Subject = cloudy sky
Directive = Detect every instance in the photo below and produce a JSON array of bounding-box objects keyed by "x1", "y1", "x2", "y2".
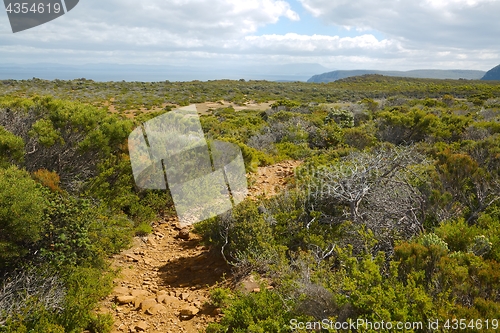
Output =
[{"x1": 1, "y1": 0, "x2": 499, "y2": 79}]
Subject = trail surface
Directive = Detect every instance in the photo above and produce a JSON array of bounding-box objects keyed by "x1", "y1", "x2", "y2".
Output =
[{"x1": 98, "y1": 161, "x2": 301, "y2": 333}]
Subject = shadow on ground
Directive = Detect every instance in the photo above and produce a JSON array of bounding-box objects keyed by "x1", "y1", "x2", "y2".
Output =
[{"x1": 157, "y1": 237, "x2": 232, "y2": 289}]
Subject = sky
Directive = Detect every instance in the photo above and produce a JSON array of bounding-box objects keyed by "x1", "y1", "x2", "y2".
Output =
[{"x1": 1, "y1": 0, "x2": 499, "y2": 79}]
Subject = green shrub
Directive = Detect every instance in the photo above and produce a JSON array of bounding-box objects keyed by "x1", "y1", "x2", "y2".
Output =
[
  {"x1": 0, "y1": 166, "x2": 47, "y2": 266},
  {"x1": 343, "y1": 127, "x2": 377, "y2": 150},
  {"x1": 270, "y1": 99, "x2": 301, "y2": 110},
  {"x1": 0, "y1": 126, "x2": 24, "y2": 168},
  {"x1": 134, "y1": 221, "x2": 152, "y2": 236},
  {"x1": 207, "y1": 288, "x2": 296, "y2": 333},
  {"x1": 87, "y1": 313, "x2": 114, "y2": 333},
  {"x1": 308, "y1": 122, "x2": 343, "y2": 149},
  {"x1": 418, "y1": 233, "x2": 449, "y2": 251},
  {"x1": 209, "y1": 287, "x2": 232, "y2": 308},
  {"x1": 324, "y1": 107, "x2": 354, "y2": 128},
  {"x1": 58, "y1": 267, "x2": 114, "y2": 333},
  {"x1": 218, "y1": 138, "x2": 274, "y2": 172},
  {"x1": 468, "y1": 235, "x2": 492, "y2": 257},
  {"x1": 88, "y1": 213, "x2": 133, "y2": 257},
  {"x1": 434, "y1": 218, "x2": 480, "y2": 252},
  {"x1": 276, "y1": 142, "x2": 312, "y2": 160}
]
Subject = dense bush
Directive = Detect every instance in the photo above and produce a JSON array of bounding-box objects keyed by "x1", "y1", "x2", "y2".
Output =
[
  {"x1": 0, "y1": 166, "x2": 47, "y2": 267},
  {"x1": 195, "y1": 90, "x2": 500, "y2": 332},
  {"x1": 0, "y1": 97, "x2": 154, "y2": 332},
  {"x1": 1, "y1": 78, "x2": 500, "y2": 332}
]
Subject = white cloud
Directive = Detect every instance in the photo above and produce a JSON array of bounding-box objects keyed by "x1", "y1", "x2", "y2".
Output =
[
  {"x1": 1, "y1": 0, "x2": 301, "y2": 49},
  {"x1": 79, "y1": 0, "x2": 300, "y2": 39},
  {"x1": 297, "y1": 0, "x2": 500, "y2": 49},
  {"x1": 0, "y1": 0, "x2": 498, "y2": 74},
  {"x1": 243, "y1": 33, "x2": 398, "y2": 54}
]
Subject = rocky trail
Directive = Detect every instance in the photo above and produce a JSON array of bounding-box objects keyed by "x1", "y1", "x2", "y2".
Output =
[{"x1": 98, "y1": 161, "x2": 301, "y2": 333}]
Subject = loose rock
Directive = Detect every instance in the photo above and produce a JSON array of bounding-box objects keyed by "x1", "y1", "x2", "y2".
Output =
[
  {"x1": 115, "y1": 295, "x2": 135, "y2": 305},
  {"x1": 146, "y1": 303, "x2": 167, "y2": 315},
  {"x1": 134, "y1": 321, "x2": 148, "y2": 332},
  {"x1": 113, "y1": 286, "x2": 130, "y2": 296},
  {"x1": 180, "y1": 305, "x2": 199, "y2": 318},
  {"x1": 161, "y1": 295, "x2": 179, "y2": 305},
  {"x1": 178, "y1": 228, "x2": 190, "y2": 240},
  {"x1": 140, "y1": 298, "x2": 158, "y2": 312},
  {"x1": 131, "y1": 289, "x2": 150, "y2": 298}
]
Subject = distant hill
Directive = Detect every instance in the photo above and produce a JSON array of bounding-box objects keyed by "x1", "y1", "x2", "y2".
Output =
[
  {"x1": 481, "y1": 64, "x2": 500, "y2": 80},
  {"x1": 307, "y1": 69, "x2": 486, "y2": 83}
]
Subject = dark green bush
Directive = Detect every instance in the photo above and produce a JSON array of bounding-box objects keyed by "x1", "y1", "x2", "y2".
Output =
[{"x1": 0, "y1": 166, "x2": 47, "y2": 267}]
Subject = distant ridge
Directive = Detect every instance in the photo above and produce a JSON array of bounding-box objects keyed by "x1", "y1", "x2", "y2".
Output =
[
  {"x1": 307, "y1": 69, "x2": 486, "y2": 83},
  {"x1": 481, "y1": 64, "x2": 500, "y2": 80}
]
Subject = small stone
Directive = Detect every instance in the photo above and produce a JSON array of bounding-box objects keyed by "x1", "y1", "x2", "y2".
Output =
[
  {"x1": 113, "y1": 286, "x2": 130, "y2": 296},
  {"x1": 140, "y1": 298, "x2": 158, "y2": 312},
  {"x1": 178, "y1": 228, "x2": 190, "y2": 240},
  {"x1": 134, "y1": 321, "x2": 148, "y2": 332},
  {"x1": 147, "y1": 237, "x2": 157, "y2": 247},
  {"x1": 131, "y1": 290, "x2": 149, "y2": 308},
  {"x1": 180, "y1": 292, "x2": 190, "y2": 300},
  {"x1": 131, "y1": 289, "x2": 149, "y2": 298},
  {"x1": 252, "y1": 288, "x2": 261, "y2": 293},
  {"x1": 126, "y1": 254, "x2": 140, "y2": 262},
  {"x1": 157, "y1": 293, "x2": 167, "y2": 303},
  {"x1": 146, "y1": 304, "x2": 167, "y2": 315},
  {"x1": 161, "y1": 295, "x2": 179, "y2": 305},
  {"x1": 180, "y1": 305, "x2": 199, "y2": 317},
  {"x1": 115, "y1": 295, "x2": 135, "y2": 305}
]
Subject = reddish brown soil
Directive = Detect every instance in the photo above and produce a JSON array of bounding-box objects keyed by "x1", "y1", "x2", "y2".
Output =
[{"x1": 98, "y1": 160, "x2": 301, "y2": 333}]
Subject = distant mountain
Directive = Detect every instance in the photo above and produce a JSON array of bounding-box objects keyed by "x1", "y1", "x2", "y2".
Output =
[
  {"x1": 481, "y1": 64, "x2": 500, "y2": 80},
  {"x1": 307, "y1": 69, "x2": 486, "y2": 83}
]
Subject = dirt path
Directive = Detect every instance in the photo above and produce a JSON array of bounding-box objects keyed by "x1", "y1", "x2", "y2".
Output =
[
  {"x1": 98, "y1": 161, "x2": 301, "y2": 333},
  {"x1": 247, "y1": 160, "x2": 302, "y2": 200},
  {"x1": 105, "y1": 100, "x2": 274, "y2": 118}
]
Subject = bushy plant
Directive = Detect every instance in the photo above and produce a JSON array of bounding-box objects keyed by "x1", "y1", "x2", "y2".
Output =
[
  {"x1": 0, "y1": 166, "x2": 47, "y2": 266},
  {"x1": 206, "y1": 287, "x2": 297, "y2": 333},
  {"x1": 324, "y1": 107, "x2": 354, "y2": 128},
  {"x1": 0, "y1": 126, "x2": 24, "y2": 168}
]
